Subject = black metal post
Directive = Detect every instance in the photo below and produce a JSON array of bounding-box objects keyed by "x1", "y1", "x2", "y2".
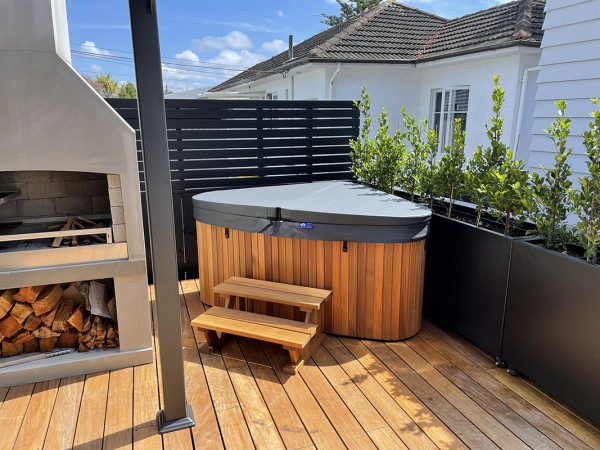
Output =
[{"x1": 128, "y1": 0, "x2": 195, "y2": 433}]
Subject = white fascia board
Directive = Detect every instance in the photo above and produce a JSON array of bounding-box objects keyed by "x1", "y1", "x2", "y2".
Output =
[{"x1": 415, "y1": 46, "x2": 540, "y2": 69}]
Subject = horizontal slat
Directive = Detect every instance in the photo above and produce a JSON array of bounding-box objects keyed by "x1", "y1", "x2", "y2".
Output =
[
  {"x1": 226, "y1": 277, "x2": 332, "y2": 300},
  {"x1": 164, "y1": 137, "x2": 353, "y2": 150},
  {"x1": 168, "y1": 154, "x2": 350, "y2": 170},
  {"x1": 170, "y1": 172, "x2": 353, "y2": 191},
  {"x1": 129, "y1": 117, "x2": 359, "y2": 130},
  {"x1": 169, "y1": 164, "x2": 351, "y2": 180},
  {"x1": 191, "y1": 311, "x2": 311, "y2": 349},
  {"x1": 213, "y1": 280, "x2": 328, "y2": 310},
  {"x1": 164, "y1": 145, "x2": 353, "y2": 160},
  {"x1": 205, "y1": 306, "x2": 318, "y2": 335},
  {"x1": 166, "y1": 127, "x2": 357, "y2": 140},
  {"x1": 162, "y1": 99, "x2": 357, "y2": 109},
  {"x1": 117, "y1": 108, "x2": 358, "y2": 120}
]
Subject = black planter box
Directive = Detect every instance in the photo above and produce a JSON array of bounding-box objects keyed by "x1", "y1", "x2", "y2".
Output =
[
  {"x1": 502, "y1": 240, "x2": 600, "y2": 426},
  {"x1": 423, "y1": 213, "x2": 516, "y2": 357}
]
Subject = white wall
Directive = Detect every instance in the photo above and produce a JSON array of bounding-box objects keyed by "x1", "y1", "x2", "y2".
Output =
[
  {"x1": 415, "y1": 50, "x2": 538, "y2": 158},
  {"x1": 228, "y1": 48, "x2": 541, "y2": 158},
  {"x1": 527, "y1": 0, "x2": 600, "y2": 177}
]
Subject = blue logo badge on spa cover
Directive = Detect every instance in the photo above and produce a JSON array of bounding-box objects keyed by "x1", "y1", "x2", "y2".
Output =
[{"x1": 299, "y1": 222, "x2": 312, "y2": 229}]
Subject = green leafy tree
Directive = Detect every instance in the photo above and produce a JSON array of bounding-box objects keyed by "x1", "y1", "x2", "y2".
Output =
[
  {"x1": 350, "y1": 86, "x2": 403, "y2": 193},
  {"x1": 570, "y1": 95, "x2": 600, "y2": 263},
  {"x1": 397, "y1": 108, "x2": 427, "y2": 201},
  {"x1": 464, "y1": 75, "x2": 508, "y2": 225},
  {"x1": 95, "y1": 74, "x2": 118, "y2": 97},
  {"x1": 320, "y1": 0, "x2": 382, "y2": 27},
  {"x1": 118, "y1": 81, "x2": 137, "y2": 98},
  {"x1": 421, "y1": 123, "x2": 440, "y2": 208},
  {"x1": 521, "y1": 101, "x2": 573, "y2": 249},
  {"x1": 436, "y1": 119, "x2": 466, "y2": 217},
  {"x1": 484, "y1": 151, "x2": 528, "y2": 235}
]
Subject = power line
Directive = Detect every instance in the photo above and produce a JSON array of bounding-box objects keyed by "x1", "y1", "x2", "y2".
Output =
[{"x1": 71, "y1": 42, "x2": 279, "y2": 76}]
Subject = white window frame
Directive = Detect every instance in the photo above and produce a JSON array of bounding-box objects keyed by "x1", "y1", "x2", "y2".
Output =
[
  {"x1": 430, "y1": 87, "x2": 470, "y2": 153},
  {"x1": 265, "y1": 92, "x2": 278, "y2": 100}
]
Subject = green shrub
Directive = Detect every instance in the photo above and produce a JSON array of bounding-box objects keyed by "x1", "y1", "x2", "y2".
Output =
[
  {"x1": 421, "y1": 123, "x2": 440, "y2": 208},
  {"x1": 436, "y1": 119, "x2": 466, "y2": 217},
  {"x1": 397, "y1": 108, "x2": 427, "y2": 201},
  {"x1": 350, "y1": 86, "x2": 403, "y2": 193},
  {"x1": 465, "y1": 75, "x2": 508, "y2": 225},
  {"x1": 521, "y1": 101, "x2": 573, "y2": 249},
  {"x1": 570, "y1": 95, "x2": 600, "y2": 263}
]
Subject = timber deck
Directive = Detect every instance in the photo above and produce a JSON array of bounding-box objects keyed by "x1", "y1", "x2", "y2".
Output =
[{"x1": 0, "y1": 279, "x2": 598, "y2": 449}]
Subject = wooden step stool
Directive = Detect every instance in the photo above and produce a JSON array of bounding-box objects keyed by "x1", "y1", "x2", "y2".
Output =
[{"x1": 191, "y1": 276, "x2": 331, "y2": 374}]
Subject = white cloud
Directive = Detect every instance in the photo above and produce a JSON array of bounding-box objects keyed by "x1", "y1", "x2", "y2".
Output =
[
  {"x1": 89, "y1": 64, "x2": 102, "y2": 72},
  {"x1": 259, "y1": 39, "x2": 288, "y2": 54},
  {"x1": 191, "y1": 31, "x2": 253, "y2": 52},
  {"x1": 277, "y1": 10, "x2": 284, "y2": 17},
  {"x1": 80, "y1": 41, "x2": 112, "y2": 56},
  {"x1": 175, "y1": 49, "x2": 200, "y2": 64},
  {"x1": 325, "y1": 0, "x2": 339, "y2": 4},
  {"x1": 209, "y1": 49, "x2": 265, "y2": 68}
]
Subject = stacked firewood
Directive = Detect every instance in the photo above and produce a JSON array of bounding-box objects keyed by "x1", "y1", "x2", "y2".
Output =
[
  {"x1": 49, "y1": 216, "x2": 107, "y2": 247},
  {"x1": 0, "y1": 281, "x2": 118, "y2": 357}
]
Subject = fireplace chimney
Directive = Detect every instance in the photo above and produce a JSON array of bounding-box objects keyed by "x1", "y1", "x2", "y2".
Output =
[{"x1": 288, "y1": 34, "x2": 294, "y2": 59}]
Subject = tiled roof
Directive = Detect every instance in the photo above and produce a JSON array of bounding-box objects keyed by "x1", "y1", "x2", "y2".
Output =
[{"x1": 210, "y1": 0, "x2": 545, "y2": 91}]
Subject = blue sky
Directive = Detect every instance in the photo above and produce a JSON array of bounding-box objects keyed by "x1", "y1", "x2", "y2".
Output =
[{"x1": 66, "y1": 0, "x2": 510, "y2": 92}]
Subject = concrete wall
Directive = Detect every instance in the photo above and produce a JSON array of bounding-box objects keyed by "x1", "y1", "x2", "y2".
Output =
[{"x1": 527, "y1": 0, "x2": 600, "y2": 177}]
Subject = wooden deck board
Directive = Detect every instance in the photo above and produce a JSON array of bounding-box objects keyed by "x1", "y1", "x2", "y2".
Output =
[{"x1": 0, "y1": 280, "x2": 597, "y2": 449}]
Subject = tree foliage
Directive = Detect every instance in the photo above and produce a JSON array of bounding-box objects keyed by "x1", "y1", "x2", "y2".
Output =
[
  {"x1": 464, "y1": 75, "x2": 507, "y2": 225},
  {"x1": 570, "y1": 95, "x2": 600, "y2": 263},
  {"x1": 350, "y1": 86, "x2": 402, "y2": 193},
  {"x1": 436, "y1": 119, "x2": 466, "y2": 217},
  {"x1": 83, "y1": 73, "x2": 136, "y2": 98},
  {"x1": 320, "y1": 0, "x2": 382, "y2": 27},
  {"x1": 521, "y1": 101, "x2": 573, "y2": 249},
  {"x1": 397, "y1": 108, "x2": 428, "y2": 201}
]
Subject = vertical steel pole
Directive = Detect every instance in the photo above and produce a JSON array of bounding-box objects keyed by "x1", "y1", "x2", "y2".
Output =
[{"x1": 128, "y1": 0, "x2": 195, "y2": 433}]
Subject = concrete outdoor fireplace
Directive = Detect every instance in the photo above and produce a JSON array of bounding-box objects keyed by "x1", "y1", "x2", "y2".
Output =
[{"x1": 0, "y1": 0, "x2": 153, "y2": 386}]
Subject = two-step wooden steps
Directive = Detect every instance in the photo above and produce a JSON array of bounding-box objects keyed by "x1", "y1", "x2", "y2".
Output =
[{"x1": 191, "y1": 276, "x2": 332, "y2": 374}]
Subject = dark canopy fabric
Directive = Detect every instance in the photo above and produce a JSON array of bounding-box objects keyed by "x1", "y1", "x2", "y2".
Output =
[{"x1": 193, "y1": 181, "x2": 431, "y2": 243}]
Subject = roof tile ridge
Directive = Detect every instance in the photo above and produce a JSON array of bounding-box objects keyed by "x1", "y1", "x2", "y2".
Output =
[
  {"x1": 396, "y1": 3, "x2": 449, "y2": 22},
  {"x1": 513, "y1": 0, "x2": 533, "y2": 39},
  {"x1": 309, "y1": 0, "x2": 396, "y2": 58}
]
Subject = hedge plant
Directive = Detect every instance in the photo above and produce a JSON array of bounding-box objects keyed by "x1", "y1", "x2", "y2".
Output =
[
  {"x1": 520, "y1": 100, "x2": 573, "y2": 249},
  {"x1": 436, "y1": 119, "x2": 466, "y2": 217},
  {"x1": 570, "y1": 95, "x2": 600, "y2": 263}
]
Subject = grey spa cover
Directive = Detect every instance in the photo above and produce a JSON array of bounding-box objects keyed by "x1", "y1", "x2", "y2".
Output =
[{"x1": 193, "y1": 181, "x2": 431, "y2": 243}]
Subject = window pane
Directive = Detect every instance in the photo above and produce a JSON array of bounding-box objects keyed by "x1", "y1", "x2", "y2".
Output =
[
  {"x1": 435, "y1": 92, "x2": 442, "y2": 113},
  {"x1": 454, "y1": 89, "x2": 469, "y2": 111},
  {"x1": 444, "y1": 90, "x2": 450, "y2": 112},
  {"x1": 455, "y1": 112, "x2": 467, "y2": 132}
]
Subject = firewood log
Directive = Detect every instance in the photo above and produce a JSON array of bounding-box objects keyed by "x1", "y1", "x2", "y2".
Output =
[
  {"x1": 31, "y1": 284, "x2": 63, "y2": 316},
  {"x1": 39, "y1": 337, "x2": 59, "y2": 352},
  {"x1": 41, "y1": 301, "x2": 61, "y2": 327},
  {"x1": 57, "y1": 332, "x2": 78, "y2": 348},
  {"x1": 51, "y1": 300, "x2": 74, "y2": 333},
  {"x1": 23, "y1": 314, "x2": 42, "y2": 332},
  {"x1": 0, "y1": 289, "x2": 17, "y2": 319},
  {"x1": 81, "y1": 314, "x2": 93, "y2": 333},
  {"x1": 13, "y1": 286, "x2": 45, "y2": 304},
  {"x1": 78, "y1": 343, "x2": 89, "y2": 353},
  {"x1": 67, "y1": 303, "x2": 85, "y2": 332},
  {"x1": 23, "y1": 338, "x2": 39, "y2": 353},
  {"x1": 10, "y1": 302, "x2": 33, "y2": 324},
  {"x1": 11, "y1": 330, "x2": 32, "y2": 345},
  {"x1": 2, "y1": 341, "x2": 23, "y2": 357},
  {"x1": 32, "y1": 326, "x2": 60, "y2": 339},
  {"x1": 0, "y1": 315, "x2": 22, "y2": 339}
]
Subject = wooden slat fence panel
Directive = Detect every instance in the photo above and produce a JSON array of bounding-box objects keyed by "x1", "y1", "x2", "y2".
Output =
[{"x1": 106, "y1": 98, "x2": 358, "y2": 280}]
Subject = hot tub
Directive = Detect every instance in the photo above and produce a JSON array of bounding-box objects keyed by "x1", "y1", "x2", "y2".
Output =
[{"x1": 193, "y1": 181, "x2": 431, "y2": 340}]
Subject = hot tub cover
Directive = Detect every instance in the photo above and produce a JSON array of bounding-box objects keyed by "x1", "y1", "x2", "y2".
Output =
[{"x1": 193, "y1": 181, "x2": 431, "y2": 243}]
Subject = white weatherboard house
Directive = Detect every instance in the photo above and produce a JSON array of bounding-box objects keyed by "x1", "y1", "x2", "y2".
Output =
[
  {"x1": 527, "y1": 0, "x2": 600, "y2": 179},
  {"x1": 210, "y1": 0, "x2": 545, "y2": 164}
]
